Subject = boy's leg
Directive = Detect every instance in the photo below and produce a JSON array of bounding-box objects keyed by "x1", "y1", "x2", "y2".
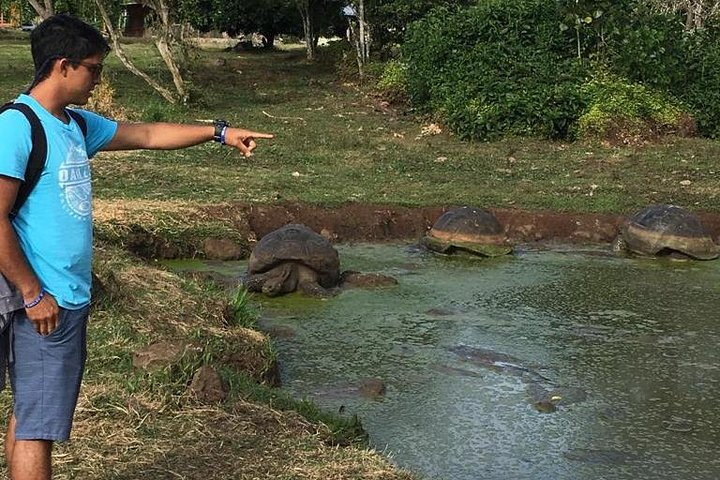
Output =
[
  {"x1": 8, "y1": 415, "x2": 53, "y2": 480},
  {"x1": 5, "y1": 413, "x2": 16, "y2": 468},
  {"x1": 2, "y1": 316, "x2": 13, "y2": 467},
  {"x1": 9, "y1": 436, "x2": 52, "y2": 480}
]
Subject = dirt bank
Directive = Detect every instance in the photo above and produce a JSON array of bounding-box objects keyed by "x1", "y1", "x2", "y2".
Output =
[{"x1": 212, "y1": 203, "x2": 720, "y2": 245}]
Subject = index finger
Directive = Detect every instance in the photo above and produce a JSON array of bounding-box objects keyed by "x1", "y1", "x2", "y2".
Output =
[{"x1": 245, "y1": 132, "x2": 274, "y2": 139}]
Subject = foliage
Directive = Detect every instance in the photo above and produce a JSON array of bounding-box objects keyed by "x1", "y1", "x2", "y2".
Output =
[
  {"x1": 179, "y1": 0, "x2": 345, "y2": 48},
  {"x1": 602, "y1": 6, "x2": 687, "y2": 91},
  {"x1": 85, "y1": 75, "x2": 130, "y2": 119},
  {"x1": 646, "y1": 0, "x2": 720, "y2": 29},
  {"x1": 576, "y1": 72, "x2": 691, "y2": 141},
  {"x1": 179, "y1": 0, "x2": 299, "y2": 45},
  {"x1": 679, "y1": 25, "x2": 720, "y2": 137},
  {"x1": 403, "y1": 0, "x2": 588, "y2": 140},
  {"x1": 364, "y1": 0, "x2": 474, "y2": 49},
  {"x1": 399, "y1": 0, "x2": 720, "y2": 141},
  {"x1": 376, "y1": 59, "x2": 407, "y2": 101},
  {"x1": 228, "y1": 287, "x2": 258, "y2": 328}
]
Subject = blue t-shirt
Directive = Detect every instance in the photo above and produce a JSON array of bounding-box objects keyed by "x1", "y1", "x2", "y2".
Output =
[{"x1": 0, "y1": 94, "x2": 117, "y2": 309}]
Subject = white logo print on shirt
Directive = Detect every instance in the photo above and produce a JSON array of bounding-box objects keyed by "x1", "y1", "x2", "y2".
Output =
[{"x1": 59, "y1": 143, "x2": 92, "y2": 219}]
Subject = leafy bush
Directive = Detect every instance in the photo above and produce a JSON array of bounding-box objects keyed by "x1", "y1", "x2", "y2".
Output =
[
  {"x1": 603, "y1": 8, "x2": 687, "y2": 92},
  {"x1": 678, "y1": 26, "x2": 720, "y2": 137},
  {"x1": 403, "y1": 0, "x2": 588, "y2": 140},
  {"x1": 576, "y1": 73, "x2": 694, "y2": 142},
  {"x1": 376, "y1": 60, "x2": 408, "y2": 102},
  {"x1": 400, "y1": 0, "x2": 720, "y2": 140}
]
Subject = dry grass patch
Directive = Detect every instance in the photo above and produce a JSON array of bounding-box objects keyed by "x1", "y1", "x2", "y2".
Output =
[
  {"x1": 94, "y1": 198, "x2": 204, "y2": 225},
  {"x1": 50, "y1": 401, "x2": 414, "y2": 480}
]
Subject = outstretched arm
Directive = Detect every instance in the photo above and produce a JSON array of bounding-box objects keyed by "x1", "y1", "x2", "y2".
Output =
[{"x1": 102, "y1": 122, "x2": 274, "y2": 157}]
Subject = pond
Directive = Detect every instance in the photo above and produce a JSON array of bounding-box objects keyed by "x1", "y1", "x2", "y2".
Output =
[{"x1": 172, "y1": 243, "x2": 720, "y2": 480}]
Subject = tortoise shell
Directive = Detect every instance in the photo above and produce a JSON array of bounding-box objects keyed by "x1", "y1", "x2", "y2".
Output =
[
  {"x1": 248, "y1": 224, "x2": 340, "y2": 287},
  {"x1": 423, "y1": 206, "x2": 512, "y2": 256},
  {"x1": 620, "y1": 204, "x2": 718, "y2": 260}
]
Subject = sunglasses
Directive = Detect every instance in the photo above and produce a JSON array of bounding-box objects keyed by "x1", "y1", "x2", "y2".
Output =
[{"x1": 71, "y1": 60, "x2": 104, "y2": 77}]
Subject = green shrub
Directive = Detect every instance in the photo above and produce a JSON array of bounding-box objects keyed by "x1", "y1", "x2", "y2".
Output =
[
  {"x1": 679, "y1": 26, "x2": 720, "y2": 137},
  {"x1": 403, "y1": 0, "x2": 588, "y2": 140},
  {"x1": 376, "y1": 60, "x2": 408, "y2": 102},
  {"x1": 604, "y1": 8, "x2": 687, "y2": 91},
  {"x1": 401, "y1": 0, "x2": 720, "y2": 140},
  {"x1": 576, "y1": 73, "x2": 693, "y2": 141},
  {"x1": 316, "y1": 39, "x2": 352, "y2": 66}
]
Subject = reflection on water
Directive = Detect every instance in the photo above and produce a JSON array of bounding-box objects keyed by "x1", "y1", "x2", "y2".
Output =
[{"x1": 197, "y1": 244, "x2": 720, "y2": 480}]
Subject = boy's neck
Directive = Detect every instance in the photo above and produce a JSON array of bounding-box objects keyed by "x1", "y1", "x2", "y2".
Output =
[{"x1": 28, "y1": 81, "x2": 71, "y2": 120}]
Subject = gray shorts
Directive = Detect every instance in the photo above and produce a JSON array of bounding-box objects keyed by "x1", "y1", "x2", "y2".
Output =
[{"x1": 9, "y1": 306, "x2": 89, "y2": 442}]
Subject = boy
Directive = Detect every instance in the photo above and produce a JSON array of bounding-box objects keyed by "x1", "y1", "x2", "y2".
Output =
[{"x1": 0, "y1": 13, "x2": 273, "y2": 479}]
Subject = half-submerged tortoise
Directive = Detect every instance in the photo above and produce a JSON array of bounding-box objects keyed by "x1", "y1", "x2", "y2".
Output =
[
  {"x1": 245, "y1": 224, "x2": 341, "y2": 296},
  {"x1": 614, "y1": 204, "x2": 719, "y2": 260},
  {"x1": 422, "y1": 206, "x2": 512, "y2": 257}
]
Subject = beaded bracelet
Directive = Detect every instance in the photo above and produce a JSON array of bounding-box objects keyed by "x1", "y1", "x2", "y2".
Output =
[{"x1": 24, "y1": 289, "x2": 45, "y2": 309}]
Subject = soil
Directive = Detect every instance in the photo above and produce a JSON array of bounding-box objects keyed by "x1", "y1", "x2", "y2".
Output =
[{"x1": 206, "y1": 203, "x2": 720, "y2": 245}]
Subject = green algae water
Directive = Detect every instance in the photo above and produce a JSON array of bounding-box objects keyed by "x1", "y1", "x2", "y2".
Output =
[{"x1": 171, "y1": 243, "x2": 720, "y2": 480}]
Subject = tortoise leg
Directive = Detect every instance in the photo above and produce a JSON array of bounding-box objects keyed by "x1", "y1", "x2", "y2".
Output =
[
  {"x1": 611, "y1": 235, "x2": 626, "y2": 254},
  {"x1": 296, "y1": 265, "x2": 336, "y2": 297},
  {"x1": 298, "y1": 281, "x2": 330, "y2": 297},
  {"x1": 262, "y1": 263, "x2": 297, "y2": 297}
]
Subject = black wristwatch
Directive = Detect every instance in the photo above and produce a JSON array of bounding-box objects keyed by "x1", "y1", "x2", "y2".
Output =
[{"x1": 213, "y1": 119, "x2": 230, "y2": 144}]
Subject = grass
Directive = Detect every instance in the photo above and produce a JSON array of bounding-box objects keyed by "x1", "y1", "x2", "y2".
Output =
[
  {"x1": 1, "y1": 31, "x2": 719, "y2": 479},
  {"x1": 4, "y1": 35, "x2": 717, "y2": 216},
  {"x1": 0, "y1": 241, "x2": 413, "y2": 479}
]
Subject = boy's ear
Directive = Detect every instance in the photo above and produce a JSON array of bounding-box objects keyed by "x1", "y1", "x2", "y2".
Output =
[{"x1": 57, "y1": 58, "x2": 71, "y2": 77}]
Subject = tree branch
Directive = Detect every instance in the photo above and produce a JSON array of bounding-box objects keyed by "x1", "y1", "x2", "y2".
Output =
[{"x1": 94, "y1": 0, "x2": 177, "y2": 103}]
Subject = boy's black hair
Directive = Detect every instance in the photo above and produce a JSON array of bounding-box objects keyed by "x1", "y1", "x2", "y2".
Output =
[{"x1": 29, "y1": 14, "x2": 110, "y2": 86}]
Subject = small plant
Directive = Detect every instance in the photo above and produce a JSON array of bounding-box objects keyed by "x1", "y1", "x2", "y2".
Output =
[
  {"x1": 377, "y1": 60, "x2": 408, "y2": 103},
  {"x1": 86, "y1": 76, "x2": 130, "y2": 120},
  {"x1": 575, "y1": 72, "x2": 695, "y2": 143},
  {"x1": 228, "y1": 286, "x2": 259, "y2": 328}
]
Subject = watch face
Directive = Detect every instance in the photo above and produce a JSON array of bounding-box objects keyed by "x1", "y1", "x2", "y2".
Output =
[{"x1": 214, "y1": 120, "x2": 227, "y2": 139}]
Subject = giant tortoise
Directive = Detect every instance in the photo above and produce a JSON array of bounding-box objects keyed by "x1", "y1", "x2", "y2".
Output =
[
  {"x1": 245, "y1": 224, "x2": 340, "y2": 296},
  {"x1": 422, "y1": 206, "x2": 512, "y2": 257},
  {"x1": 614, "y1": 204, "x2": 719, "y2": 260}
]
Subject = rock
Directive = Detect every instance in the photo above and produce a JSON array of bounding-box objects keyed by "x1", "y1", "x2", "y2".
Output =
[
  {"x1": 202, "y1": 237, "x2": 245, "y2": 260},
  {"x1": 340, "y1": 271, "x2": 398, "y2": 288},
  {"x1": 358, "y1": 378, "x2": 386, "y2": 399},
  {"x1": 132, "y1": 341, "x2": 199, "y2": 372},
  {"x1": 264, "y1": 324, "x2": 296, "y2": 339},
  {"x1": 189, "y1": 365, "x2": 228, "y2": 404},
  {"x1": 320, "y1": 228, "x2": 338, "y2": 241}
]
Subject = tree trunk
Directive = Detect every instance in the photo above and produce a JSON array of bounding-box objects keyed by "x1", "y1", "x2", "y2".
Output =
[
  {"x1": 298, "y1": 0, "x2": 316, "y2": 60},
  {"x1": 94, "y1": 0, "x2": 177, "y2": 103},
  {"x1": 348, "y1": 16, "x2": 364, "y2": 80},
  {"x1": 155, "y1": 36, "x2": 188, "y2": 103},
  {"x1": 262, "y1": 31, "x2": 276, "y2": 48},
  {"x1": 358, "y1": 0, "x2": 369, "y2": 62},
  {"x1": 27, "y1": 0, "x2": 54, "y2": 19},
  {"x1": 146, "y1": 0, "x2": 189, "y2": 103}
]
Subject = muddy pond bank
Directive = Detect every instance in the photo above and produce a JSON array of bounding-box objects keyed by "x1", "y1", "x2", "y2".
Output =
[{"x1": 111, "y1": 203, "x2": 720, "y2": 260}]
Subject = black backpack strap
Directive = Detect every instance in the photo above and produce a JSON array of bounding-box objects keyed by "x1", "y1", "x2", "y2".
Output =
[
  {"x1": 66, "y1": 109, "x2": 87, "y2": 137},
  {"x1": 0, "y1": 103, "x2": 47, "y2": 218}
]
